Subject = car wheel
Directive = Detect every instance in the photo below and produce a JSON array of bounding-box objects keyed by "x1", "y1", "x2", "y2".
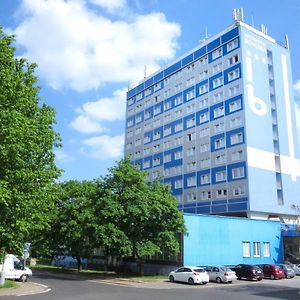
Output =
[
  {"x1": 237, "y1": 276, "x2": 241, "y2": 280},
  {"x1": 19, "y1": 275, "x2": 28, "y2": 283},
  {"x1": 270, "y1": 274, "x2": 275, "y2": 280},
  {"x1": 228, "y1": 281, "x2": 232, "y2": 284},
  {"x1": 257, "y1": 278, "x2": 262, "y2": 281},
  {"x1": 169, "y1": 275, "x2": 174, "y2": 282},
  {"x1": 202, "y1": 282, "x2": 208, "y2": 285},
  {"x1": 216, "y1": 277, "x2": 222, "y2": 283},
  {"x1": 188, "y1": 277, "x2": 194, "y2": 285}
]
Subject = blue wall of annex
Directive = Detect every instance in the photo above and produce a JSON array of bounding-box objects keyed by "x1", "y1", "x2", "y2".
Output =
[{"x1": 183, "y1": 214, "x2": 283, "y2": 266}]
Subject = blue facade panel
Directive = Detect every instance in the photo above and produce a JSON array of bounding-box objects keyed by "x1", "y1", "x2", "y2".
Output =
[
  {"x1": 183, "y1": 214, "x2": 283, "y2": 266},
  {"x1": 182, "y1": 53, "x2": 194, "y2": 67}
]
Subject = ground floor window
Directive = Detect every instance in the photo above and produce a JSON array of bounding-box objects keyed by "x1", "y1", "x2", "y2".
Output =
[
  {"x1": 242, "y1": 241, "x2": 250, "y2": 257},
  {"x1": 253, "y1": 242, "x2": 261, "y2": 257},
  {"x1": 263, "y1": 242, "x2": 270, "y2": 257}
]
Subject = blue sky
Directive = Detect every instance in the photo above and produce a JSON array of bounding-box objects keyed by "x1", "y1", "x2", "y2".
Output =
[{"x1": 1, "y1": 0, "x2": 300, "y2": 181}]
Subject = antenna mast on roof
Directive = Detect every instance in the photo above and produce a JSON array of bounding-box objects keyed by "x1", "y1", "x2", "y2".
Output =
[
  {"x1": 199, "y1": 27, "x2": 211, "y2": 44},
  {"x1": 143, "y1": 65, "x2": 147, "y2": 79},
  {"x1": 232, "y1": 8, "x2": 244, "y2": 24}
]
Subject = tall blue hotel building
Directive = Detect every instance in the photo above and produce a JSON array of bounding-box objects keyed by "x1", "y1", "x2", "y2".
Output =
[{"x1": 125, "y1": 18, "x2": 300, "y2": 223}]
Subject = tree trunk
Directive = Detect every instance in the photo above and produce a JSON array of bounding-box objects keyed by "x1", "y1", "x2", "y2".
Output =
[
  {"x1": 76, "y1": 257, "x2": 82, "y2": 272},
  {"x1": 0, "y1": 252, "x2": 6, "y2": 286},
  {"x1": 138, "y1": 257, "x2": 144, "y2": 276}
]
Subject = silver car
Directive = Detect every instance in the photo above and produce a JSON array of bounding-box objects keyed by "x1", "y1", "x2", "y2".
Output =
[{"x1": 204, "y1": 266, "x2": 237, "y2": 283}]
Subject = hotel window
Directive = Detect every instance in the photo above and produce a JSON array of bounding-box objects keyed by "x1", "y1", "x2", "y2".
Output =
[
  {"x1": 136, "y1": 103, "x2": 143, "y2": 111},
  {"x1": 228, "y1": 68, "x2": 240, "y2": 82},
  {"x1": 127, "y1": 97, "x2": 134, "y2": 105},
  {"x1": 231, "y1": 150, "x2": 243, "y2": 161},
  {"x1": 144, "y1": 160, "x2": 150, "y2": 169},
  {"x1": 153, "y1": 106, "x2": 162, "y2": 117},
  {"x1": 175, "y1": 109, "x2": 183, "y2": 118},
  {"x1": 216, "y1": 170, "x2": 226, "y2": 182},
  {"x1": 214, "y1": 137, "x2": 225, "y2": 150},
  {"x1": 136, "y1": 92, "x2": 143, "y2": 101},
  {"x1": 187, "y1": 161, "x2": 196, "y2": 171},
  {"x1": 253, "y1": 242, "x2": 261, "y2": 257},
  {"x1": 187, "y1": 132, "x2": 196, "y2": 141},
  {"x1": 213, "y1": 62, "x2": 222, "y2": 73},
  {"x1": 144, "y1": 148, "x2": 151, "y2": 155},
  {"x1": 164, "y1": 89, "x2": 171, "y2": 99},
  {"x1": 144, "y1": 122, "x2": 151, "y2": 131},
  {"x1": 174, "y1": 136, "x2": 183, "y2": 145},
  {"x1": 242, "y1": 241, "x2": 251, "y2": 257},
  {"x1": 199, "y1": 112, "x2": 209, "y2": 123},
  {"x1": 174, "y1": 179, "x2": 183, "y2": 189},
  {"x1": 175, "y1": 123, "x2": 183, "y2": 133},
  {"x1": 186, "y1": 117, "x2": 196, "y2": 128},
  {"x1": 153, "y1": 157, "x2": 161, "y2": 166},
  {"x1": 164, "y1": 168, "x2": 171, "y2": 176},
  {"x1": 154, "y1": 82, "x2": 162, "y2": 91},
  {"x1": 200, "y1": 127, "x2": 210, "y2": 137},
  {"x1": 175, "y1": 83, "x2": 182, "y2": 93},
  {"x1": 186, "y1": 63, "x2": 195, "y2": 72},
  {"x1": 127, "y1": 119, "x2": 134, "y2": 127},
  {"x1": 213, "y1": 92, "x2": 223, "y2": 103},
  {"x1": 214, "y1": 122, "x2": 224, "y2": 133},
  {"x1": 263, "y1": 242, "x2": 271, "y2": 257},
  {"x1": 215, "y1": 154, "x2": 226, "y2": 164},
  {"x1": 200, "y1": 158, "x2": 210, "y2": 168},
  {"x1": 145, "y1": 99, "x2": 151, "y2": 107},
  {"x1": 229, "y1": 85, "x2": 240, "y2": 96},
  {"x1": 174, "y1": 96, "x2": 182, "y2": 106},
  {"x1": 144, "y1": 111, "x2": 152, "y2": 120},
  {"x1": 199, "y1": 98, "x2": 209, "y2": 108},
  {"x1": 187, "y1": 146, "x2": 196, "y2": 156},
  {"x1": 164, "y1": 140, "x2": 171, "y2": 149},
  {"x1": 164, "y1": 114, "x2": 171, "y2": 122},
  {"x1": 199, "y1": 55, "x2": 208, "y2": 66},
  {"x1": 199, "y1": 70, "x2": 208, "y2": 80},
  {"x1": 199, "y1": 83, "x2": 208, "y2": 95},
  {"x1": 186, "y1": 77, "x2": 195, "y2": 87},
  {"x1": 229, "y1": 99, "x2": 242, "y2": 112},
  {"x1": 152, "y1": 171, "x2": 160, "y2": 180},
  {"x1": 175, "y1": 195, "x2": 183, "y2": 203},
  {"x1": 200, "y1": 191, "x2": 211, "y2": 200},
  {"x1": 154, "y1": 94, "x2": 160, "y2": 103},
  {"x1": 212, "y1": 47, "x2": 222, "y2": 60},
  {"x1": 127, "y1": 130, "x2": 133, "y2": 138},
  {"x1": 200, "y1": 174, "x2": 210, "y2": 185},
  {"x1": 164, "y1": 153, "x2": 172, "y2": 163},
  {"x1": 164, "y1": 101, "x2": 172, "y2": 111},
  {"x1": 227, "y1": 38, "x2": 239, "y2": 52},
  {"x1": 187, "y1": 176, "x2": 196, "y2": 187},
  {"x1": 164, "y1": 127, "x2": 172, "y2": 136},
  {"x1": 126, "y1": 142, "x2": 132, "y2": 150},
  {"x1": 128, "y1": 108, "x2": 134, "y2": 116},
  {"x1": 217, "y1": 189, "x2": 227, "y2": 198},
  {"x1": 233, "y1": 186, "x2": 245, "y2": 196},
  {"x1": 232, "y1": 167, "x2": 245, "y2": 179},
  {"x1": 153, "y1": 144, "x2": 161, "y2": 152},
  {"x1": 135, "y1": 115, "x2": 142, "y2": 124},
  {"x1": 186, "y1": 104, "x2": 195, "y2": 113},
  {"x1": 144, "y1": 135, "x2": 151, "y2": 144},
  {"x1": 228, "y1": 54, "x2": 239, "y2": 65},
  {"x1": 135, "y1": 139, "x2": 141, "y2": 146},
  {"x1": 164, "y1": 77, "x2": 170, "y2": 86},
  {"x1": 212, "y1": 76, "x2": 223, "y2": 89},
  {"x1": 213, "y1": 106, "x2": 224, "y2": 118},
  {"x1": 230, "y1": 116, "x2": 242, "y2": 128},
  {"x1": 174, "y1": 70, "x2": 182, "y2": 79},
  {"x1": 230, "y1": 132, "x2": 243, "y2": 145},
  {"x1": 145, "y1": 88, "x2": 152, "y2": 96},
  {"x1": 174, "y1": 150, "x2": 182, "y2": 160},
  {"x1": 200, "y1": 143, "x2": 209, "y2": 153},
  {"x1": 187, "y1": 192, "x2": 197, "y2": 202},
  {"x1": 186, "y1": 89, "x2": 195, "y2": 101},
  {"x1": 153, "y1": 131, "x2": 161, "y2": 140},
  {"x1": 153, "y1": 119, "x2": 161, "y2": 127}
]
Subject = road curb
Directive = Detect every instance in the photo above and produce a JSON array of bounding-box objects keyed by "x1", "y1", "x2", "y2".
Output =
[{"x1": 0, "y1": 282, "x2": 51, "y2": 297}]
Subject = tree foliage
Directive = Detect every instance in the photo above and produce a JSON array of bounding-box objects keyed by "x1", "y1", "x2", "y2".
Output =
[{"x1": 0, "y1": 27, "x2": 61, "y2": 255}]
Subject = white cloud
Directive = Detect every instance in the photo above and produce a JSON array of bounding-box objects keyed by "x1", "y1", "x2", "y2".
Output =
[
  {"x1": 89, "y1": 0, "x2": 127, "y2": 12},
  {"x1": 54, "y1": 150, "x2": 73, "y2": 162},
  {"x1": 70, "y1": 88, "x2": 126, "y2": 133},
  {"x1": 81, "y1": 134, "x2": 124, "y2": 159},
  {"x1": 12, "y1": 0, "x2": 181, "y2": 91},
  {"x1": 294, "y1": 80, "x2": 300, "y2": 97}
]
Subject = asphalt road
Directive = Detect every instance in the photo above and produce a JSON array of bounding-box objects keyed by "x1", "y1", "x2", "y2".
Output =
[{"x1": 6, "y1": 271, "x2": 300, "y2": 300}]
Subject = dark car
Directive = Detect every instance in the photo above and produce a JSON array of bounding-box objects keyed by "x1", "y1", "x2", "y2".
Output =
[
  {"x1": 233, "y1": 264, "x2": 263, "y2": 281},
  {"x1": 257, "y1": 264, "x2": 284, "y2": 279},
  {"x1": 277, "y1": 264, "x2": 295, "y2": 278}
]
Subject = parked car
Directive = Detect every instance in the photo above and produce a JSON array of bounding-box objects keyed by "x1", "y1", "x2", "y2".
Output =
[
  {"x1": 233, "y1": 264, "x2": 263, "y2": 281},
  {"x1": 202, "y1": 266, "x2": 237, "y2": 283},
  {"x1": 169, "y1": 266, "x2": 209, "y2": 285},
  {"x1": 294, "y1": 264, "x2": 300, "y2": 275},
  {"x1": 277, "y1": 264, "x2": 295, "y2": 278},
  {"x1": 257, "y1": 264, "x2": 284, "y2": 279}
]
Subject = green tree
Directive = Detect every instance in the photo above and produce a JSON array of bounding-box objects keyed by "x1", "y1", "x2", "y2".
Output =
[
  {"x1": 40, "y1": 180, "x2": 97, "y2": 271},
  {"x1": 0, "y1": 27, "x2": 61, "y2": 266},
  {"x1": 93, "y1": 157, "x2": 185, "y2": 275}
]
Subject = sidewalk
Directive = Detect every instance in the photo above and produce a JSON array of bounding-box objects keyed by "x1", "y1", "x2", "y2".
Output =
[{"x1": 0, "y1": 282, "x2": 50, "y2": 297}]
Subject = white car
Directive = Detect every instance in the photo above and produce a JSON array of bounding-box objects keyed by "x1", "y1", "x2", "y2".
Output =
[
  {"x1": 169, "y1": 266, "x2": 209, "y2": 285},
  {"x1": 203, "y1": 266, "x2": 237, "y2": 283},
  {"x1": 294, "y1": 264, "x2": 300, "y2": 275}
]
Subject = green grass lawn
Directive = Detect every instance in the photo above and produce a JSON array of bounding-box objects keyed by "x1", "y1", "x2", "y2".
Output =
[
  {"x1": 0, "y1": 280, "x2": 18, "y2": 289},
  {"x1": 31, "y1": 264, "x2": 166, "y2": 281}
]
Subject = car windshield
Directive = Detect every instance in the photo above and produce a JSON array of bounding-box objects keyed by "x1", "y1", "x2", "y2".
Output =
[
  {"x1": 193, "y1": 268, "x2": 205, "y2": 273},
  {"x1": 220, "y1": 267, "x2": 232, "y2": 271},
  {"x1": 274, "y1": 265, "x2": 281, "y2": 270},
  {"x1": 253, "y1": 266, "x2": 261, "y2": 270}
]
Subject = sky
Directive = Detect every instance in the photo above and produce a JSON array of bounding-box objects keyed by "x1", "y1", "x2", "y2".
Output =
[{"x1": 0, "y1": 0, "x2": 300, "y2": 181}]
